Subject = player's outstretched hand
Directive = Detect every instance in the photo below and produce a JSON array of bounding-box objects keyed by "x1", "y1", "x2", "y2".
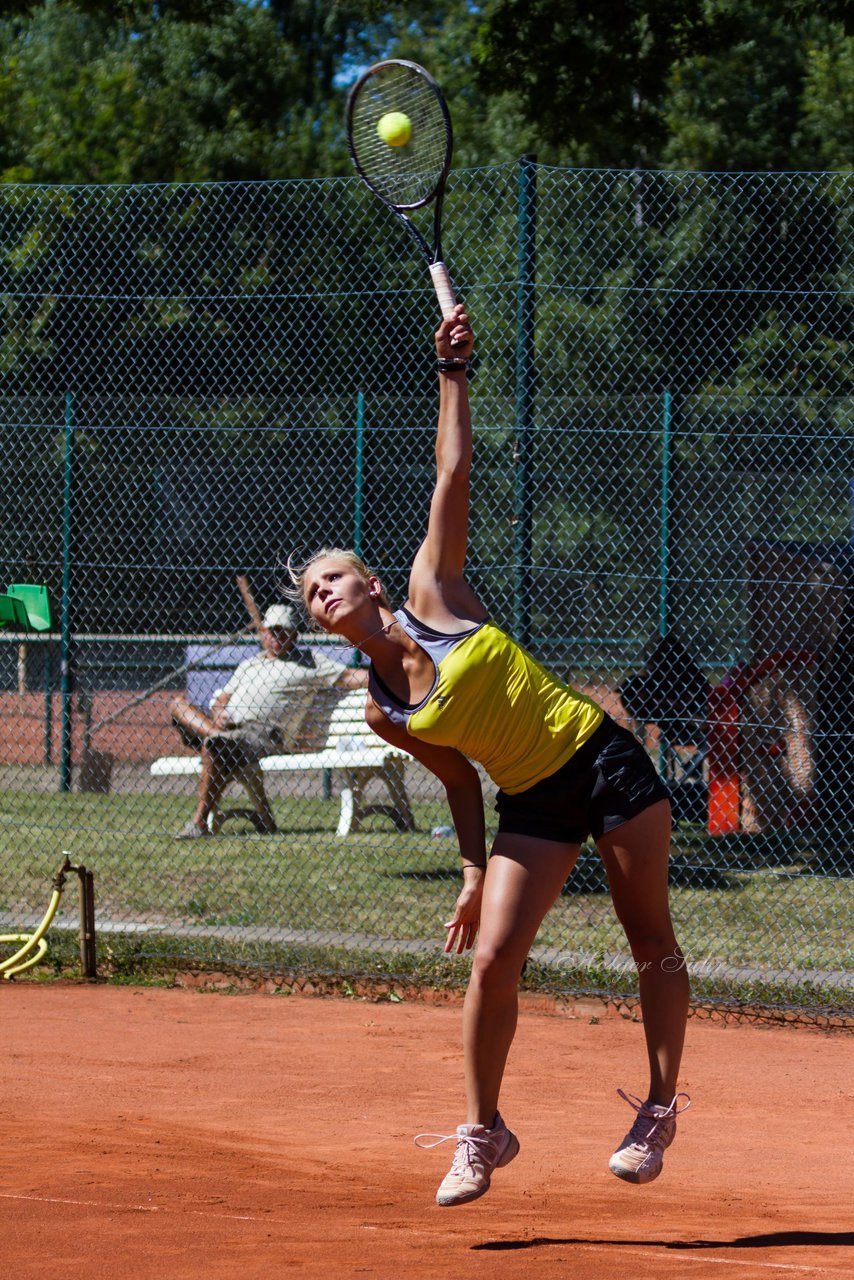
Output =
[
  {"x1": 443, "y1": 871, "x2": 483, "y2": 954},
  {"x1": 435, "y1": 305, "x2": 473, "y2": 362}
]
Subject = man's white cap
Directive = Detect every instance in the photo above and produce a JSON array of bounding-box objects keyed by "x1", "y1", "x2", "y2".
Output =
[{"x1": 263, "y1": 604, "x2": 298, "y2": 630}]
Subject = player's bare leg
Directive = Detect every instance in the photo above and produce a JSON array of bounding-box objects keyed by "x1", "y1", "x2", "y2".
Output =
[
  {"x1": 464, "y1": 835, "x2": 580, "y2": 1125},
  {"x1": 597, "y1": 799, "x2": 690, "y2": 1182},
  {"x1": 425, "y1": 836, "x2": 578, "y2": 1207}
]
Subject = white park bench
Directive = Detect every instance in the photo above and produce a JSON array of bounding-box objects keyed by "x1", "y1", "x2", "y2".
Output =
[{"x1": 150, "y1": 689, "x2": 416, "y2": 837}]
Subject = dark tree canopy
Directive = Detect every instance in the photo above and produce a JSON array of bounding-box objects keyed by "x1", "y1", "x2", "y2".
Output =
[{"x1": 0, "y1": 1, "x2": 849, "y2": 183}]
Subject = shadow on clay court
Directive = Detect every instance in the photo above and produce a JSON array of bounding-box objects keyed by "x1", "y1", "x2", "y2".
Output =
[
  {"x1": 472, "y1": 1229, "x2": 854, "y2": 1251},
  {"x1": 669, "y1": 1230, "x2": 854, "y2": 1249}
]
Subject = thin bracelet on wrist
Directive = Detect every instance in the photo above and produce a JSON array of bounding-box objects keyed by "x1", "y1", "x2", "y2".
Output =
[{"x1": 462, "y1": 862, "x2": 487, "y2": 870}]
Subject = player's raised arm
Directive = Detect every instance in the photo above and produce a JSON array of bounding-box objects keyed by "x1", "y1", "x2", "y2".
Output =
[{"x1": 408, "y1": 306, "x2": 483, "y2": 620}]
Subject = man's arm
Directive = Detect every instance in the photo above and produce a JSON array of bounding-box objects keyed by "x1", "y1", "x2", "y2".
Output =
[
  {"x1": 210, "y1": 658, "x2": 251, "y2": 728},
  {"x1": 235, "y1": 574, "x2": 277, "y2": 657},
  {"x1": 310, "y1": 648, "x2": 369, "y2": 691},
  {"x1": 212, "y1": 654, "x2": 258, "y2": 728},
  {"x1": 334, "y1": 665, "x2": 369, "y2": 690},
  {"x1": 209, "y1": 689, "x2": 233, "y2": 728}
]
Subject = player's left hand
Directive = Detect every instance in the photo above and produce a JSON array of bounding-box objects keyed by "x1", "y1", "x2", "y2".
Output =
[{"x1": 435, "y1": 304, "x2": 473, "y2": 361}]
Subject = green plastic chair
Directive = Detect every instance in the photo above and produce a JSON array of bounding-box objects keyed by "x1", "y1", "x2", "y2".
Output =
[
  {"x1": 0, "y1": 595, "x2": 31, "y2": 629},
  {"x1": 3, "y1": 584, "x2": 53, "y2": 631}
]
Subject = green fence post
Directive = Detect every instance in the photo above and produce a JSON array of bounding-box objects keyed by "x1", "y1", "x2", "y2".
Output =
[
  {"x1": 513, "y1": 155, "x2": 537, "y2": 646},
  {"x1": 658, "y1": 390, "x2": 673, "y2": 780},
  {"x1": 659, "y1": 391, "x2": 672, "y2": 638},
  {"x1": 354, "y1": 389, "x2": 365, "y2": 561},
  {"x1": 327, "y1": 388, "x2": 368, "y2": 801},
  {"x1": 59, "y1": 392, "x2": 75, "y2": 793}
]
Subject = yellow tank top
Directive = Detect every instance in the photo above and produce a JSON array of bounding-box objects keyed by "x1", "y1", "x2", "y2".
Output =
[{"x1": 368, "y1": 610, "x2": 604, "y2": 794}]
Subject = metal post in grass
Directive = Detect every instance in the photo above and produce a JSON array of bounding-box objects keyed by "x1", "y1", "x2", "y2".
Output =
[
  {"x1": 513, "y1": 155, "x2": 536, "y2": 647},
  {"x1": 59, "y1": 392, "x2": 75, "y2": 793},
  {"x1": 76, "y1": 861, "x2": 97, "y2": 980},
  {"x1": 43, "y1": 639, "x2": 53, "y2": 765}
]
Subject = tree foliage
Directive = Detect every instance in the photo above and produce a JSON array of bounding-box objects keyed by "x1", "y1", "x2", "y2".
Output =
[
  {"x1": 662, "y1": 12, "x2": 852, "y2": 170},
  {"x1": 472, "y1": 0, "x2": 852, "y2": 170},
  {"x1": 472, "y1": 0, "x2": 713, "y2": 167},
  {"x1": 0, "y1": 1, "x2": 387, "y2": 183},
  {"x1": 0, "y1": 0, "x2": 850, "y2": 181}
]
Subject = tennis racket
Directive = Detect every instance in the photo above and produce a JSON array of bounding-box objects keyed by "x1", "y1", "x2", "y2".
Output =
[{"x1": 346, "y1": 59, "x2": 457, "y2": 322}]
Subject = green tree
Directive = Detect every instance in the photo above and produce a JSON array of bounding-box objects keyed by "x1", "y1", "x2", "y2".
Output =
[
  {"x1": 472, "y1": 0, "x2": 711, "y2": 167},
  {"x1": 365, "y1": 0, "x2": 537, "y2": 166},
  {"x1": 0, "y1": 1, "x2": 390, "y2": 184},
  {"x1": 797, "y1": 29, "x2": 854, "y2": 169},
  {"x1": 473, "y1": 0, "x2": 853, "y2": 170},
  {"x1": 662, "y1": 16, "x2": 851, "y2": 170}
]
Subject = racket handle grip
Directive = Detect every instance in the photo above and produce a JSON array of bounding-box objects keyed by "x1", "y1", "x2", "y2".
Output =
[{"x1": 429, "y1": 261, "x2": 458, "y2": 319}]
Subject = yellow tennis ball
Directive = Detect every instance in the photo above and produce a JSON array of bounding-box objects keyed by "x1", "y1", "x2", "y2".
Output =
[{"x1": 377, "y1": 111, "x2": 412, "y2": 147}]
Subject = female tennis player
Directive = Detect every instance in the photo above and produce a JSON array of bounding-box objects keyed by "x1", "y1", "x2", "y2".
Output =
[{"x1": 292, "y1": 305, "x2": 690, "y2": 1207}]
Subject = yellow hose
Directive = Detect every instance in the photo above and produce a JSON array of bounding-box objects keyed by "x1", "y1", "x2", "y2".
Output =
[
  {"x1": 0, "y1": 935, "x2": 49, "y2": 976},
  {"x1": 1, "y1": 855, "x2": 71, "y2": 980}
]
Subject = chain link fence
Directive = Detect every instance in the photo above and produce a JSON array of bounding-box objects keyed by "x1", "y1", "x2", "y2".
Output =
[{"x1": 0, "y1": 163, "x2": 851, "y2": 1020}]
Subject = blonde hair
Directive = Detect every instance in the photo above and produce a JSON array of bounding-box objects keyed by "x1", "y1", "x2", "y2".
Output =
[{"x1": 284, "y1": 547, "x2": 393, "y2": 615}]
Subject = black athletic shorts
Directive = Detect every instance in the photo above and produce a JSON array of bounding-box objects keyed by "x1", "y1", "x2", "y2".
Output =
[{"x1": 494, "y1": 715, "x2": 670, "y2": 845}]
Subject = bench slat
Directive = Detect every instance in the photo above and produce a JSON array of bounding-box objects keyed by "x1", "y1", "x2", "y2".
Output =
[{"x1": 151, "y1": 746, "x2": 404, "y2": 776}]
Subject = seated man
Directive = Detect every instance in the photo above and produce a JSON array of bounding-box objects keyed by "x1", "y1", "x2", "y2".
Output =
[{"x1": 170, "y1": 604, "x2": 365, "y2": 838}]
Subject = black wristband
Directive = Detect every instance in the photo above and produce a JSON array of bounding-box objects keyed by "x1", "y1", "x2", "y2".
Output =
[{"x1": 437, "y1": 357, "x2": 469, "y2": 373}]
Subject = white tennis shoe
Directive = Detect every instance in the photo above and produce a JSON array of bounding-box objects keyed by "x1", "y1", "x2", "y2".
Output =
[
  {"x1": 609, "y1": 1089, "x2": 691, "y2": 1184},
  {"x1": 415, "y1": 1112, "x2": 520, "y2": 1206}
]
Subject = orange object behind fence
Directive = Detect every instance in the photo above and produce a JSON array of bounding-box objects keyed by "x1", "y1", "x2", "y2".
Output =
[{"x1": 707, "y1": 651, "x2": 818, "y2": 835}]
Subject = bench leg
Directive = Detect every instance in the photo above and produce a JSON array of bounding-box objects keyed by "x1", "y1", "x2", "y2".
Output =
[
  {"x1": 338, "y1": 761, "x2": 415, "y2": 836},
  {"x1": 381, "y1": 757, "x2": 416, "y2": 831},
  {"x1": 337, "y1": 786, "x2": 355, "y2": 837},
  {"x1": 207, "y1": 763, "x2": 276, "y2": 834}
]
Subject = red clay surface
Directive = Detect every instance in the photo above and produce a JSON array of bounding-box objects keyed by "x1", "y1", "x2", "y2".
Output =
[
  {"x1": 1, "y1": 983, "x2": 851, "y2": 1280},
  {"x1": 0, "y1": 691, "x2": 180, "y2": 765}
]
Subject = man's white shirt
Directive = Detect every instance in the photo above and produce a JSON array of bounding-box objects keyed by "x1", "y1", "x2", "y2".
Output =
[{"x1": 220, "y1": 651, "x2": 346, "y2": 746}]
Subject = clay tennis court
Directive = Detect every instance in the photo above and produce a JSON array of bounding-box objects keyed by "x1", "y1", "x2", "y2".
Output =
[{"x1": 1, "y1": 982, "x2": 850, "y2": 1280}]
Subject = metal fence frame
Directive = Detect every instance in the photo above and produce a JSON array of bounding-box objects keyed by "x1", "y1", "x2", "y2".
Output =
[{"x1": 0, "y1": 162, "x2": 851, "y2": 1021}]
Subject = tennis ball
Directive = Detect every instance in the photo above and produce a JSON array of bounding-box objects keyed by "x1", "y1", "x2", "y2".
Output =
[{"x1": 377, "y1": 111, "x2": 412, "y2": 147}]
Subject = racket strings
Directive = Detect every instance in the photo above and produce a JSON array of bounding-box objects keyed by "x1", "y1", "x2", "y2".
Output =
[{"x1": 350, "y1": 65, "x2": 449, "y2": 208}]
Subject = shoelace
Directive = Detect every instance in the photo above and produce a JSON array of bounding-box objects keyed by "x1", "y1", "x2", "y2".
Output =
[
  {"x1": 617, "y1": 1088, "x2": 691, "y2": 1148},
  {"x1": 414, "y1": 1129, "x2": 494, "y2": 1176}
]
